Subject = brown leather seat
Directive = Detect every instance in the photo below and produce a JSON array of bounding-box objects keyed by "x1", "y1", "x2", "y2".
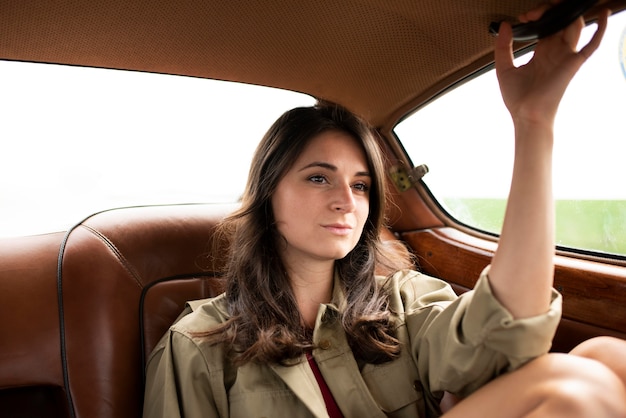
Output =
[
  {"x1": 0, "y1": 201, "x2": 414, "y2": 418},
  {"x1": 1, "y1": 203, "x2": 450, "y2": 417},
  {"x1": 0, "y1": 202, "x2": 415, "y2": 418},
  {"x1": 57, "y1": 204, "x2": 235, "y2": 418},
  {"x1": 1, "y1": 204, "x2": 237, "y2": 418}
]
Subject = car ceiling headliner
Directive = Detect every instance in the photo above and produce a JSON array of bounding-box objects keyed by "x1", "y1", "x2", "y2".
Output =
[{"x1": 0, "y1": 0, "x2": 621, "y2": 130}]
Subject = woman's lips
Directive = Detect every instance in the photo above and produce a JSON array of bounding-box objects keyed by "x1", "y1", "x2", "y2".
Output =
[{"x1": 322, "y1": 224, "x2": 353, "y2": 236}]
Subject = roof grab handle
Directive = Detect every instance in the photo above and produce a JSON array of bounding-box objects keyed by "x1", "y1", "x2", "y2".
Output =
[{"x1": 489, "y1": 0, "x2": 599, "y2": 42}]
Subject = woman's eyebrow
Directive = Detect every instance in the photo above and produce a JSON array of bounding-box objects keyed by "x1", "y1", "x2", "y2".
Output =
[
  {"x1": 299, "y1": 161, "x2": 337, "y2": 171},
  {"x1": 298, "y1": 161, "x2": 370, "y2": 177}
]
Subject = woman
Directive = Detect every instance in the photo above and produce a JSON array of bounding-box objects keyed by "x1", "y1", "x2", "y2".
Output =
[{"x1": 144, "y1": 6, "x2": 626, "y2": 418}]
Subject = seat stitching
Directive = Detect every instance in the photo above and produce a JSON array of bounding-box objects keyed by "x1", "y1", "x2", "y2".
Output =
[{"x1": 81, "y1": 224, "x2": 144, "y2": 289}]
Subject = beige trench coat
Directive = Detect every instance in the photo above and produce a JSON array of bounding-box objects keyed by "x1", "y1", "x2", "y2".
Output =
[{"x1": 143, "y1": 267, "x2": 561, "y2": 418}]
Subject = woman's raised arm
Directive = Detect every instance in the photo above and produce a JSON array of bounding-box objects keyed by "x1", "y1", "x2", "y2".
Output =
[{"x1": 487, "y1": 8, "x2": 609, "y2": 319}]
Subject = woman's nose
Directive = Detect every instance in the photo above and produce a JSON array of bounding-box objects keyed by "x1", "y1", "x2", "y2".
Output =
[{"x1": 332, "y1": 183, "x2": 356, "y2": 212}]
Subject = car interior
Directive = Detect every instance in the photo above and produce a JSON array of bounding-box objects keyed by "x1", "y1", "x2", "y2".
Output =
[{"x1": 1, "y1": 1, "x2": 625, "y2": 417}]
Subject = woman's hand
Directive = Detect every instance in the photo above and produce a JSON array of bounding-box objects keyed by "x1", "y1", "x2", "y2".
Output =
[{"x1": 495, "y1": 5, "x2": 609, "y2": 126}]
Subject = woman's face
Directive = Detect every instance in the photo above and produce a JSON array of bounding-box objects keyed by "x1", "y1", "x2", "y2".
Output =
[{"x1": 271, "y1": 130, "x2": 371, "y2": 268}]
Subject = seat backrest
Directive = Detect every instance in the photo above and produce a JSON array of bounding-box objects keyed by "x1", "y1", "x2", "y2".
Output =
[
  {"x1": 58, "y1": 204, "x2": 235, "y2": 418},
  {"x1": 1, "y1": 202, "x2": 413, "y2": 418}
]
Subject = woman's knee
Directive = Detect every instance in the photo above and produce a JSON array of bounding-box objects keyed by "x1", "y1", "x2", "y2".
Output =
[
  {"x1": 570, "y1": 336, "x2": 626, "y2": 363},
  {"x1": 444, "y1": 354, "x2": 626, "y2": 418},
  {"x1": 570, "y1": 336, "x2": 626, "y2": 387},
  {"x1": 525, "y1": 353, "x2": 626, "y2": 417},
  {"x1": 570, "y1": 336, "x2": 625, "y2": 357}
]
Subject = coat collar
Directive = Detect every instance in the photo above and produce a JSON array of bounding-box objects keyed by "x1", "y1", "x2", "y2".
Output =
[{"x1": 270, "y1": 276, "x2": 387, "y2": 418}]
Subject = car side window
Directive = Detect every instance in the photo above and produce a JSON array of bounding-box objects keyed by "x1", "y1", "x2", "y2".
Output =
[{"x1": 395, "y1": 11, "x2": 626, "y2": 258}]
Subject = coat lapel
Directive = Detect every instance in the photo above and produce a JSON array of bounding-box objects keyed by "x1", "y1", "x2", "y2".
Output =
[
  {"x1": 312, "y1": 309, "x2": 388, "y2": 418},
  {"x1": 270, "y1": 359, "x2": 330, "y2": 418}
]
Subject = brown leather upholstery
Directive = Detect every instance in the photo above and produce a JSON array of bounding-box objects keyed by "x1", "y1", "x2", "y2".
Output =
[
  {"x1": 57, "y1": 204, "x2": 235, "y2": 418},
  {"x1": 52, "y1": 203, "x2": 428, "y2": 417},
  {"x1": 0, "y1": 204, "x2": 236, "y2": 418},
  {"x1": 0, "y1": 202, "x2": 414, "y2": 418},
  {"x1": 0, "y1": 233, "x2": 68, "y2": 418}
]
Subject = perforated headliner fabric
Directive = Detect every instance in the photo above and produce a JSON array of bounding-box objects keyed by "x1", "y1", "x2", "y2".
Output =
[{"x1": 0, "y1": 0, "x2": 620, "y2": 129}]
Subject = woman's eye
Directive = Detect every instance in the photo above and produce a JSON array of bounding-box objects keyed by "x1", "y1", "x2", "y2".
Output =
[
  {"x1": 308, "y1": 175, "x2": 327, "y2": 184},
  {"x1": 352, "y1": 183, "x2": 370, "y2": 192}
]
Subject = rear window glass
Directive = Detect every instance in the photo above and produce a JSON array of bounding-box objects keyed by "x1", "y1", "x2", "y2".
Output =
[{"x1": 0, "y1": 61, "x2": 315, "y2": 237}]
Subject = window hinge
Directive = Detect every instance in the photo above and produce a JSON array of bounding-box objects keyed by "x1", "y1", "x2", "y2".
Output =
[{"x1": 389, "y1": 164, "x2": 428, "y2": 192}]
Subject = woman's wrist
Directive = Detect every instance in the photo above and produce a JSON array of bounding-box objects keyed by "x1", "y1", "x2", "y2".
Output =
[{"x1": 512, "y1": 113, "x2": 556, "y2": 149}]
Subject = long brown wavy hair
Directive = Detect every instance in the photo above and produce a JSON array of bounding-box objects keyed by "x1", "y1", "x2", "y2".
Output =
[{"x1": 207, "y1": 102, "x2": 413, "y2": 365}]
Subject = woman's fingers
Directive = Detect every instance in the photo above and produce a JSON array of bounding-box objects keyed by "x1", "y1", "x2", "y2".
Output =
[
  {"x1": 562, "y1": 16, "x2": 585, "y2": 49},
  {"x1": 579, "y1": 9, "x2": 610, "y2": 60},
  {"x1": 518, "y1": 1, "x2": 556, "y2": 23},
  {"x1": 494, "y1": 21, "x2": 515, "y2": 75}
]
